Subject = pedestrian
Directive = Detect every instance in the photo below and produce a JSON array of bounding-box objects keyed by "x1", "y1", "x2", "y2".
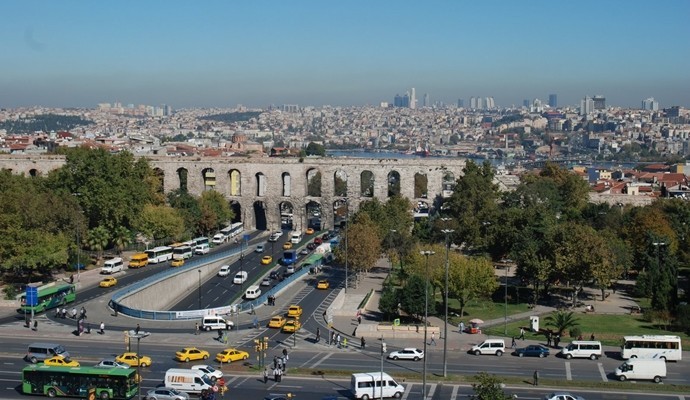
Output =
[
  {"x1": 281, "y1": 356, "x2": 286, "y2": 371},
  {"x1": 263, "y1": 368, "x2": 268, "y2": 383},
  {"x1": 343, "y1": 337, "x2": 348, "y2": 349},
  {"x1": 357, "y1": 315, "x2": 362, "y2": 324},
  {"x1": 361, "y1": 336, "x2": 366, "y2": 349},
  {"x1": 80, "y1": 306, "x2": 86, "y2": 318},
  {"x1": 61, "y1": 308, "x2": 67, "y2": 319},
  {"x1": 277, "y1": 357, "x2": 283, "y2": 371},
  {"x1": 336, "y1": 334, "x2": 341, "y2": 348},
  {"x1": 590, "y1": 333, "x2": 595, "y2": 341},
  {"x1": 459, "y1": 321, "x2": 465, "y2": 334},
  {"x1": 135, "y1": 324, "x2": 140, "y2": 334},
  {"x1": 511, "y1": 337, "x2": 516, "y2": 349},
  {"x1": 98, "y1": 321, "x2": 105, "y2": 334},
  {"x1": 277, "y1": 367, "x2": 283, "y2": 382},
  {"x1": 577, "y1": 334, "x2": 583, "y2": 340},
  {"x1": 352, "y1": 327, "x2": 357, "y2": 336},
  {"x1": 546, "y1": 331, "x2": 552, "y2": 347},
  {"x1": 71, "y1": 307, "x2": 77, "y2": 319},
  {"x1": 273, "y1": 368, "x2": 278, "y2": 382},
  {"x1": 273, "y1": 355, "x2": 278, "y2": 369},
  {"x1": 250, "y1": 304, "x2": 255, "y2": 315},
  {"x1": 331, "y1": 331, "x2": 335, "y2": 345},
  {"x1": 33, "y1": 319, "x2": 38, "y2": 332},
  {"x1": 533, "y1": 370, "x2": 539, "y2": 386},
  {"x1": 316, "y1": 327, "x2": 321, "y2": 342},
  {"x1": 554, "y1": 334, "x2": 560, "y2": 348},
  {"x1": 69, "y1": 274, "x2": 74, "y2": 284},
  {"x1": 195, "y1": 323, "x2": 200, "y2": 335},
  {"x1": 430, "y1": 332, "x2": 436, "y2": 346},
  {"x1": 519, "y1": 327, "x2": 525, "y2": 340}
]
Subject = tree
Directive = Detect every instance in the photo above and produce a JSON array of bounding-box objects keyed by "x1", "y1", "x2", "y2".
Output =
[
  {"x1": 400, "y1": 274, "x2": 432, "y2": 320},
  {"x1": 197, "y1": 190, "x2": 234, "y2": 235},
  {"x1": 85, "y1": 225, "x2": 110, "y2": 260},
  {"x1": 447, "y1": 254, "x2": 499, "y2": 318},
  {"x1": 471, "y1": 372, "x2": 513, "y2": 400},
  {"x1": 135, "y1": 205, "x2": 186, "y2": 242},
  {"x1": 167, "y1": 188, "x2": 202, "y2": 236},
  {"x1": 333, "y1": 213, "x2": 381, "y2": 274},
  {"x1": 334, "y1": 174, "x2": 347, "y2": 197},
  {"x1": 111, "y1": 226, "x2": 132, "y2": 255},
  {"x1": 544, "y1": 310, "x2": 580, "y2": 336},
  {"x1": 378, "y1": 283, "x2": 399, "y2": 321},
  {"x1": 305, "y1": 142, "x2": 326, "y2": 156},
  {"x1": 307, "y1": 171, "x2": 322, "y2": 197}
]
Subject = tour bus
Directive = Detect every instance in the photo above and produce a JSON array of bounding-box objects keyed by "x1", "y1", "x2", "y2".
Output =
[
  {"x1": 172, "y1": 245, "x2": 194, "y2": 261},
  {"x1": 19, "y1": 284, "x2": 76, "y2": 314},
  {"x1": 290, "y1": 231, "x2": 303, "y2": 244},
  {"x1": 128, "y1": 253, "x2": 149, "y2": 269},
  {"x1": 227, "y1": 222, "x2": 244, "y2": 238},
  {"x1": 145, "y1": 246, "x2": 173, "y2": 264},
  {"x1": 621, "y1": 335, "x2": 682, "y2": 361},
  {"x1": 192, "y1": 237, "x2": 210, "y2": 248},
  {"x1": 22, "y1": 364, "x2": 139, "y2": 399}
]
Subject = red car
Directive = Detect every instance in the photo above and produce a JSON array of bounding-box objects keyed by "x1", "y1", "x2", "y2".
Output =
[{"x1": 314, "y1": 237, "x2": 323, "y2": 245}]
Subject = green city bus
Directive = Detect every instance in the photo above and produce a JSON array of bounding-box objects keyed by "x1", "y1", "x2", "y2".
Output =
[
  {"x1": 18, "y1": 283, "x2": 76, "y2": 314},
  {"x1": 22, "y1": 364, "x2": 139, "y2": 399}
]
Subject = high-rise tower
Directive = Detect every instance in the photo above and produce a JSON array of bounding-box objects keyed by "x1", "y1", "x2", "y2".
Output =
[
  {"x1": 410, "y1": 88, "x2": 416, "y2": 109},
  {"x1": 548, "y1": 94, "x2": 557, "y2": 108}
]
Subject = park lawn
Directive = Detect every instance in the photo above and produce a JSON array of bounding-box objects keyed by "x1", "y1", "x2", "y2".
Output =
[
  {"x1": 482, "y1": 313, "x2": 690, "y2": 348},
  {"x1": 445, "y1": 296, "x2": 532, "y2": 323}
]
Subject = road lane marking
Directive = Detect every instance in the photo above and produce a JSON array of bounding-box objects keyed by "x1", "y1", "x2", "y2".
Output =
[
  {"x1": 311, "y1": 352, "x2": 332, "y2": 368},
  {"x1": 450, "y1": 384, "x2": 459, "y2": 400},
  {"x1": 233, "y1": 376, "x2": 250, "y2": 387},
  {"x1": 565, "y1": 361, "x2": 572, "y2": 380},
  {"x1": 597, "y1": 362, "x2": 608, "y2": 382},
  {"x1": 426, "y1": 383, "x2": 437, "y2": 400},
  {"x1": 300, "y1": 351, "x2": 324, "y2": 368},
  {"x1": 401, "y1": 383, "x2": 413, "y2": 400}
]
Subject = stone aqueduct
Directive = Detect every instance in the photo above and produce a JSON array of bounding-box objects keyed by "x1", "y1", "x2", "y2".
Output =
[{"x1": 0, "y1": 155, "x2": 465, "y2": 231}]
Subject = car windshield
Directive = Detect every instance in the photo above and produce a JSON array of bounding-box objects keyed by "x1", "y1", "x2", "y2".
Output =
[
  {"x1": 205, "y1": 365, "x2": 216, "y2": 372},
  {"x1": 170, "y1": 389, "x2": 183, "y2": 395},
  {"x1": 201, "y1": 374, "x2": 214, "y2": 385}
]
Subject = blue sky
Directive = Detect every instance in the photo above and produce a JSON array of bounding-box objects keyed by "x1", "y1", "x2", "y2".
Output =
[{"x1": 1, "y1": 1, "x2": 688, "y2": 109}]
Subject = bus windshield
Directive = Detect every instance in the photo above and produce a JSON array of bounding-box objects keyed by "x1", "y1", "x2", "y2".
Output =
[
  {"x1": 23, "y1": 364, "x2": 139, "y2": 399},
  {"x1": 19, "y1": 284, "x2": 76, "y2": 314}
]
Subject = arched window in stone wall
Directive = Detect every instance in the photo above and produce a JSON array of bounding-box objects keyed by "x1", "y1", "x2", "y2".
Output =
[
  {"x1": 255, "y1": 172, "x2": 267, "y2": 197},
  {"x1": 334, "y1": 170, "x2": 348, "y2": 197},
  {"x1": 29, "y1": 169, "x2": 38, "y2": 177},
  {"x1": 253, "y1": 200, "x2": 267, "y2": 230},
  {"x1": 279, "y1": 201, "x2": 294, "y2": 230},
  {"x1": 360, "y1": 170, "x2": 374, "y2": 197},
  {"x1": 202, "y1": 168, "x2": 216, "y2": 190},
  {"x1": 333, "y1": 199, "x2": 348, "y2": 229},
  {"x1": 282, "y1": 172, "x2": 291, "y2": 197},
  {"x1": 442, "y1": 171, "x2": 456, "y2": 198},
  {"x1": 153, "y1": 168, "x2": 165, "y2": 195},
  {"x1": 387, "y1": 170, "x2": 401, "y2": 197},
  {"x1": 229, "y1": 169, "x2": 241, "y2": 196},
  {"x1": 177, "y1": 168, "x2": 188, "y2": 192},
  {"x1": 414, "y1": 172, "x2": 428, "y2": 198},
  {"x1": 306, "y1": 168, "x2": 322, "y2": 197},
  {"x1": 306, "y1": 200, "x2": 322, "y2": 230},
  {"x1": 229, "y1": 200, "x2": 242, "y2": 223}
]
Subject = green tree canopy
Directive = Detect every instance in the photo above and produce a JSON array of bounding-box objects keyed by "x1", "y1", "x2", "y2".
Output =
[
  {"x1": 305, "y1": 142, "x2": 326, "y2": 156},
  {"x1": 135, "y1": 204, "x2": 186, "y2": 242}
]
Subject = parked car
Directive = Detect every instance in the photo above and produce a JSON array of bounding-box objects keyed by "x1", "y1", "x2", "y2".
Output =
[
  {"x1": 388, "y1": 348, "x2": 424, "y2": 361},
  {"x1": 515, "y1": 344, "x2": 550, "y2": 358}
]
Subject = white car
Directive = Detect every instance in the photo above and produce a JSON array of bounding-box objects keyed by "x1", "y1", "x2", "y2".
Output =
[
  {"x1": 191, "y1": 364, "x2": 223, "y2": 381},
  {"x1": 255, "y1": 244, "x2": 265, "y2": 253},
  {"x1": 388, "y1": 348, "x2": 424, "y2": 361},
  {"x1": 543, "y1": 393, "x2": 585, "y2": 400},
  {"x1": 261, "y1": 277, "x2": 271, "y2": 286},
  {"x1": 95, "y1": 358, "x2": 130, "y2": 369},
  {"x1": 233, "y1": 271, "x2": 248, "y2": 284},
  {"x1": 218, "y1": 265, "x2": 231, "y2": 277},
  {"x1": 268, "y1": 231, "x2": 282, "y2": 242}
]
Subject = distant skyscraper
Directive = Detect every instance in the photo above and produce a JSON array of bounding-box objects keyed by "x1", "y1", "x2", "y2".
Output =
[
  {"x1": 548, "y1": 94, "x2": 557, "y2": 108},
  {"x1": 592, "y1": 95, "x2": 606, "y2": 110},
  {"x1": 485, "y1": 97, "x2": 495, "y2": 109},
  {"x1": 410, "y1": 88, "x2": 416, "y2": 109},
  {"x1": 580, "y1": 96, "x2": 594, "y2": 115},
  {"x1": 642, "y1": 97, "x2": 659, "y2": 111},
  {"x1": 423, "y1": 93, "x2": 430, "y2": 107},
  {"x1": 457, "y1": 99, "x2": 464, "y2": 108},
  {"x1": 469, "y1": 97, "x2": 477, "y2": 109},
  {"x1": 394, "y1": 94, "x2": 403, "y2": 107},
  {"x1": 402, "y1": 92, "x2": 410, "y2": 108},
  {"x1": 523, "y1": 99, "x2": 530, "y2": 108}
]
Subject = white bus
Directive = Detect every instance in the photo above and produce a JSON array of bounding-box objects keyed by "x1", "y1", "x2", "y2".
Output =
[
  {"x1": 191, "y1": 237, "x2": 209, "y2": 248},
  {"x1": 145, "y1": 246, "x2": 173, "y2": 264},
  {"x1": 227, "y1": 222, "x2": 244, "y2": 238},
  {"x1": 621, "y1": 335, "x2": 682, "y2": 361},
  {"x1": 172, "y1": 245, "x2": 193, "y2": 260}
]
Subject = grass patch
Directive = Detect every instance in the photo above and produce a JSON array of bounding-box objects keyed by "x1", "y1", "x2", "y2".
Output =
[
  {"x1": 481, "y1": 314, "x2": 690, "y2": 348},
  {"x1": 358, "y1": 289, "x2": 374, "y2": 310}
]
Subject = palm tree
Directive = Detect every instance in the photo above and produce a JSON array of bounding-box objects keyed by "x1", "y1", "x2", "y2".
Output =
[
  {"x1": 544, "y1": 310, "x2": 580, "y2": 336},
  {"x1": 112, "y1": 226, "x2": 132, "y2": 255},
  {"x1": 86, "y1": 226, "x2": 110, "y2": 261}
]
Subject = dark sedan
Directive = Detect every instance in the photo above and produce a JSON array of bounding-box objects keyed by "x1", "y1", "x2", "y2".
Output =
[{"x1": 515, "y1": 344, "x2": 550, "y2": 358}]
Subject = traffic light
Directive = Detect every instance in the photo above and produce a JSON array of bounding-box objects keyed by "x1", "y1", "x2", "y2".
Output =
[
  {"x1": 263, "y1": 337, "x2": 269, "y2": 351},
  {"x1": 254, "y1": 339, "x2": 261, "y2": 352},
  {"x1": 381, "y1": 342, "x2": 387, "y2": 354}
]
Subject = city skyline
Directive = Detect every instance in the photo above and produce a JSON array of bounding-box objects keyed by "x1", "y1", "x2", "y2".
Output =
[{"x1": 1, "y1": 0, "x2": 689, "y2": 109}]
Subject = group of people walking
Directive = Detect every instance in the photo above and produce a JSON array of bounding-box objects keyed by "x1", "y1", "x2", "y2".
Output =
[{"x1": 264, "y1": 349, "x2": 290, "y2": 383}]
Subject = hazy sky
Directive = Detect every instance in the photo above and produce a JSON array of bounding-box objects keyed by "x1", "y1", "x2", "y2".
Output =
[{"x1": 1, "y1": 1, "x2": 689, "y2": 109}]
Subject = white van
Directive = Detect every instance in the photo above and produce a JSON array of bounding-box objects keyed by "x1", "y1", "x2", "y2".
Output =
[
  {"x1": 560, "y1": 340, "x2": 602, "y2": 360},
  {"x1": 233, "y1": 271, "x2": 248, "y2": 284},
  {"x1": 244, "y1": 285, "x2": 261, "y2": 300},
  {"x1": 101, "y1": 257, "x2": 124, "y2": 274},
  {"x1": 201, "y1": 315, "x2": 234, "y2": 331},
  {"x1": 290, "y1": 231, "x2": 303, "y2": 244},
  {"x1": 164, "y1": 368, "x2": 214, "y2": 394},
  {"x1": 615, "y1": 359, "x2": 666, "y2": 383},
  {"x1": 194, "y1": 243, "x2": 210, "y2": 255},
  {"x1": 26, "y1": 343, "x2": 70, "y2": 364},
  {"x1": 471, "y1": 339, "x2": 505, "y2": 356},
  {"x1": 351, "y1": 372, "x2": 405, "y2": 400},
  {"x1": 211, "y1": 233, "x2": 226, "y2": 245}
]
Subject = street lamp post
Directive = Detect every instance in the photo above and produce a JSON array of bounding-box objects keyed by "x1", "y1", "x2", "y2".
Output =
[
  {"x1": 127, "y1": 330, "x2": 150, "y2": 400},
  {"x1": 420, "y1": 250, "x2": 435, "y2": 400},
  {"x1": 198, "y1": 269, "x2": 202, "y2": 309},
  {"x1": 380, "y1": 336, "x2": 386, "y2": 400},
  {"x1": 440, "y1": 227, "x2": 454, "y2": 378},
  {"x1": 504, "y1": 265, "x2": 509, "y2": 335},
  {"x1": 344, "y1": 199, "x2": 349, "y2": 293}
]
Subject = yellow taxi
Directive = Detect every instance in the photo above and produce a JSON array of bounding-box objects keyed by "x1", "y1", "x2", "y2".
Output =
[
  {"x1": 115, "y1": 352, "x2": 152, "y2": 367},
  {"x1": 317, "y1": 280, "x2": 330, "y2": 289},
  {"x1": 215, "y1": 348, "x2": 249, "y2": 363},
  {"x1": 261, "y1": 255, "x2": 273, "y2": 265},
  {"x1": 99, "y1": 277, "x2": 117, "y2": 288},
  {"x1": 306, "y1": 228, "x2": 315, "y2": 235},
  {"x1": 268, "y1": 316, "x2": 287, "y2": 329},
  {"x1": 44, "y1": 356, "x2": 80, "y2": 367},
  {"x1": 175, "y1": 347, "x2": 209, "y2": 362},
  {"x1": 282, "y1": 318, "x2": 301, "y2": 333},
  {"x1": 287, "y1": 305, "x2": 303, "y2": 317},
  {"x1": 171, "y1": 258, "x2": 185, "y2": 267},
  {"x1": 283, "y1": 242, "x2": 293, "y2": 250}
]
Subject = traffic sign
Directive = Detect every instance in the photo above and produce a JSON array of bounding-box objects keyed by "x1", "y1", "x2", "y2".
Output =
[{"x1": 25, "y1": 287, "x2": 38, "y2": 307}]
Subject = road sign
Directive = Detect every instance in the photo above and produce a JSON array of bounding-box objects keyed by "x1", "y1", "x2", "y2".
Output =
[{"x1": 25, "y1": 287, "x2": 38, "y2": 307}]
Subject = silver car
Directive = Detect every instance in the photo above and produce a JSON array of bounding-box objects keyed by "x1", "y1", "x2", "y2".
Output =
[
  {"x1": 145, "y1": 387, "x2": 189, "y2": 400},
  {"x1": 95, "y1": 358, "x2": 130, "y2": 369},
  {"x1": 388, "y1": 348, "x2": 424, "y2": 361},
  {"x1": 543, "y1": 393, "x2": 585, "y2": 400}
]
